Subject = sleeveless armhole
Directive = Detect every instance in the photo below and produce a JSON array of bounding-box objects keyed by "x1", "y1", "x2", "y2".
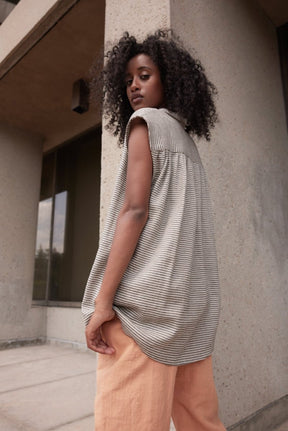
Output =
[
  {"x1": 124, "y1": 108, "x2": 161, "y2": 181},
  {"x1": 125, "y1": 108, "x2": 161, "y2": 150}
]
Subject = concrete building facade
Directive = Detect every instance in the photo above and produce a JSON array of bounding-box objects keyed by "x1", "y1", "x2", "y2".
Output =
[{"x1": 0, "y1": 0, "x2": 287, "y2": 429}]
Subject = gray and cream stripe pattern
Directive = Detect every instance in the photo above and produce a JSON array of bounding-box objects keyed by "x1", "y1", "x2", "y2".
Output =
[{"x1": 82, "y1": 107, "x2": 220, "y2": 365}]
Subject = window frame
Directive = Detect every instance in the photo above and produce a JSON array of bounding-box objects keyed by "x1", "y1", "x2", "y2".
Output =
[{"x1": 32, "y1": 128, "x2": 101, "y2": 308}]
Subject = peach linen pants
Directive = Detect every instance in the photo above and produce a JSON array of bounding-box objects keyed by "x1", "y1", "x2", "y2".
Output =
[{"x1": 94, "y1": 318, "x2": 226, "y2": 431}]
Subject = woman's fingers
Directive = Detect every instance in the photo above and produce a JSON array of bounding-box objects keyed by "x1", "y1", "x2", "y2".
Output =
[{"x1": 86, "y1": 323, "x2": 115, "y2": 354}]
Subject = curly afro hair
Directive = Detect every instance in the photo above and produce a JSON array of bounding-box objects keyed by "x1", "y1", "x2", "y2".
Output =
[{"x1": 92, "y1": 30, "x2": 218, "y2": 145}]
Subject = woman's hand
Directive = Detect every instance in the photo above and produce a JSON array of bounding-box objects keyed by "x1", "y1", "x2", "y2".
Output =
[{"x1": 85, "y1": 306, "x2": 116, "y2": 354}]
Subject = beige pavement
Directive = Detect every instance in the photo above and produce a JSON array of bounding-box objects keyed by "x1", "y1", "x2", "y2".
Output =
[
  {"x1": 0, "y1": 344, "x2": 287, "y2": 431},
  {"x1": 0, "y1": 344, "x2": 96, "y2": 431}
]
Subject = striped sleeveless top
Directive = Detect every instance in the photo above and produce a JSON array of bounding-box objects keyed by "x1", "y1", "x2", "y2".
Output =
[{"x1": 82, "y1": 107, "x2": 220, "y2": 365}]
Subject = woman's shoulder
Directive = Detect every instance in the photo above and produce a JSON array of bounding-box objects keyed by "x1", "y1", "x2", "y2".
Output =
[
  {"x1": 129, "y1": 107, "x2": 165, "y2": 122},
  {"x1": 131, "y1": 108, "x2": 186, "y2": 127},
  {"x1": 126, "y1": 108, "x2": 168, "y2": 138},
  {"x1": 128, "y1": 108, "x2": 183, "y2": 133},
  {"x1": 126, "y1": 108, "x2": 197, "y2": 157}
]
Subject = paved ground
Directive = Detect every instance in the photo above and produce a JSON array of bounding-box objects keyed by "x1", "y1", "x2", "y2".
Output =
[
  {"x1": 0, "y1": 344, "x2": 287, "y2": 431},
  {"x1": 0, "y1": 344, "x2": 95, "y2": 431}
]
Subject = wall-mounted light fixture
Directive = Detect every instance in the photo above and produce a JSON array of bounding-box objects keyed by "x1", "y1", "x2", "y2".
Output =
[{"x1": 71, "y1": 79, "x2": 89, "y2": 114}]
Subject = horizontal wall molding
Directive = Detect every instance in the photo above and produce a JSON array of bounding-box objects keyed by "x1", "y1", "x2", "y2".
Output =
[
  {"x1": 0, "y1": 337, "x2": 46, "y2": 350},
  {"x1": 46, "y1": 337, "x2": 89, "y2": 352},
  {"x1": 0, "y1": 337, "x2": 88, "y2": 352}
]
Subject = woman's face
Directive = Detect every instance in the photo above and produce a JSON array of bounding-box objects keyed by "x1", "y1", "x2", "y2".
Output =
[{"x1": 125, "y1": 54, "x2": 164, "y2": 111}]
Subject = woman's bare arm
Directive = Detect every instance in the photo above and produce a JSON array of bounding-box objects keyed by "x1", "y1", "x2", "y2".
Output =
[{"x1": 85, "y1": 119, "x2": 152, "y2": 353}]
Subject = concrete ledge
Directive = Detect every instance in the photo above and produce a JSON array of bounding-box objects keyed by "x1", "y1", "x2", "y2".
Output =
[
  {"x1": 0, "y1": 337, "x2": 88, "y2": 352},
  {"x1": 0, "y1": 337, "x2": 46, "y2": 350},
  {"x1": 46, "y1": 337, "x2": 89, "y2": 352},
  {"x1": 227, "y1": 395, "x2": 288, "y2": 431}
]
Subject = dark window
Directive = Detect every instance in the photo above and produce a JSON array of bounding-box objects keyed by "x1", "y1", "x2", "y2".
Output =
[
  {"x1": 33, "y1": 129, "x2": 101, "y2": 303},
  {"x1": 277, "y1": 22, "x2": 288, "y2": 130}
]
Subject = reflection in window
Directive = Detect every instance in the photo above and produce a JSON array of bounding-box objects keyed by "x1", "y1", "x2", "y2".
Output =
[
  {"x1": 50, "y1": 191, "x2": 67, "y2": 301},
  {"x1": 33, "y1": 198, "x2": 52, "y2": 300},
  {"x1": 33, "y1": 129, "x2": 101, "y2": 303},
  {"x1": 53, "y1": 191, "x2": 67, "y2": 254}
]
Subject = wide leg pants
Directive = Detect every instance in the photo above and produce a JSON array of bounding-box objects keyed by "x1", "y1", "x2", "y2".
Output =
[{"x1": 94, "y1": 318, "x2": 226, "y2": 431}]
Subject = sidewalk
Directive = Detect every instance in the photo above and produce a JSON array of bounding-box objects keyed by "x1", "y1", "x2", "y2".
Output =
[
  {"x1": 0, "y1": 344, "x2": 95, "y2": 431},
  {"x1": 0, "y1": 344, "x2": 287, "y2": 431}
]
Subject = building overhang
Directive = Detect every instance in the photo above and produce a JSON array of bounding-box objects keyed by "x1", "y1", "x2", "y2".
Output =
[
  {"x1": 0, "y1": 0, "x2": 287, "y2": 151},
  {"x1": 0, "y1": 0, "x2": 105, "y2": 150}
]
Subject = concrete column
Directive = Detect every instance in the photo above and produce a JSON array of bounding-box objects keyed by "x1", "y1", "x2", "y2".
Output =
[
  {"x1": 100, "y1": 0, "x2": 170, "y2": 228},
  {"x1": 101, "y1": 0, "x2": 288, "y2": 427},
  {"x1": 0, "y1": 123, "x2": 46, "y2": 345},
  {"x1": 170, "y1": 0, "x2": 288, "y2": 427}
]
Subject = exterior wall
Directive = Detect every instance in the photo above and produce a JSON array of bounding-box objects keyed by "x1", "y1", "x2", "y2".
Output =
[
  {"x1": 102, "y1": 0, "x2": 288, "y2": 427},
  {"x1": 0, "y1": 123, "x2": 45, "y2": 344},
  {"x1": 46, "y1": 307, "x2": 87, "y2": 348},
  {"x1": 170, "y1": 0, "x2": 288, "y2": 427},
  {"x1": 100, "y1": 0, "x2": 170, "y2": 228},
  {"x1": 0, "y1": 0, "x2": 105, "y2": 349}
]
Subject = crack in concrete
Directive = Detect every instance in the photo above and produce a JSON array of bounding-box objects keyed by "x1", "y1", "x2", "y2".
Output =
[{"x1": 0, "y1": 370, "x2": 95, "y2": 395}]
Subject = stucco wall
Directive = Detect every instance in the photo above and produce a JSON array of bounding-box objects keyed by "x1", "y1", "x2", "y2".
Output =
[
  {"x1": 46, "y1": 307, "x2": 87, "y2": 348},
  {"x1": 101, "y1": 0, "x2": 288, "y2": 427},
  {"x1": 171, "y1": 0, "x2": 288, "y2": 426},
  {"x1": 100, "y1": 0, "x2": 170, "y2": 228},
  {"x1": 0, "y1": 123, "x2": 46, "y2": 344}
]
